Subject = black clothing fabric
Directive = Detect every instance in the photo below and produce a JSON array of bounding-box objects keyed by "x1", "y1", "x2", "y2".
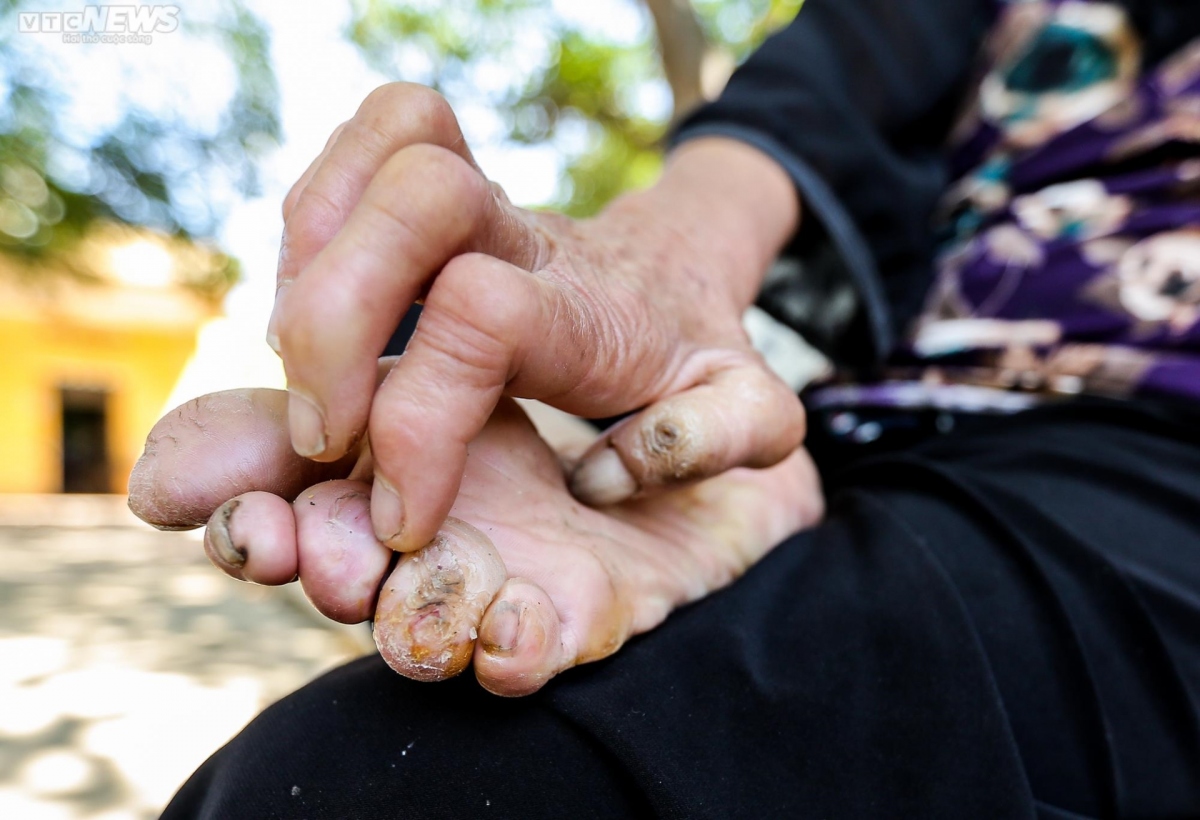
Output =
[
  {"x1": 674, "y1": 0, "x2": 1200, "y2": 370},
  {"x1": 163, "y1": 401, "x2": 1200, "y2": 819}
]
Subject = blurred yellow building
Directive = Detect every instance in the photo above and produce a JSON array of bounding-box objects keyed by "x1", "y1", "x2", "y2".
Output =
[{"x1": 0, "y1": 229, "x2": 221, "y2": 494}]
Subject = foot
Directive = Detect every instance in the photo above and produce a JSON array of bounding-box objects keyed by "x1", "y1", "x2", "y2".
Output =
[{"x1": 130, "y1": 391, "x2": 823, "y2": 696}]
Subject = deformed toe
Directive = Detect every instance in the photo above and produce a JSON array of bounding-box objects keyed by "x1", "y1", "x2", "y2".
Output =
[
  {"x1": 474, "y1": 578, "x2": 563, "y2": 697},
  {"x1": 374, "y1": 518, "x2": 507, "y2": 682},
  {"x1": 295, "y1": 480, "x2": 393, "y2": 624},
  {"x1": 203, "y1": 491, "x2": 299, "y2": 585}
]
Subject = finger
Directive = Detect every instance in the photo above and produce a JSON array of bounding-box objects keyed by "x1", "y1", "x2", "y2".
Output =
[
  {"x1": 365, "y1": 254, "x2": 585, "y2": 551},
  {"x1": 568, "y1": 364, "x2": 806, "y2": 506},
  {"x1": 271, "y1": 122, "x2": 349, "y2": 346},
  {"x1": 274, "y1": 145, "x2": 543, "y2": 464},
  {"x1": 294, "y1": 479, "x2": 393, "y2": 624},
  {"x1": 269, "y1": 84, "x2": 481, "y2": 354},
  {"x1": 274, "y1": 83, "x2": 481, "y2": 291},
  {"x1": 128, "y1": 389, "x2": 359, "y2": 531},
  {"x1": 203, "y1": 492, "x2": 298, "y2": 585},
  {"x1": 373, "y1": 517, "x2": 507, "y2": 682},
  {"x1": 281, "y1": 121, "x2": 347, "y2": 224}
]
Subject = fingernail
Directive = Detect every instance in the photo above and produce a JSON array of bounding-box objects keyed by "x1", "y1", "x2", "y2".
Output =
[
  {"x1": 569, "y1": 447, "x2": 638, "y2": 506},
  {"x1": 205, "y1": 499, "x2": 247, "y2": 571},
  {"x1": 372, "y1": 476, "x2": 405, "y2": 547},
  {"x1": 288, "y1": 390, "x2": 327, "y2": 457},
  {"x1": 483, "y1": 601, "x2": 522, "y2": 654},
  {"x1": 265, "y1": 281, "x2": 291, "y2": 354}
]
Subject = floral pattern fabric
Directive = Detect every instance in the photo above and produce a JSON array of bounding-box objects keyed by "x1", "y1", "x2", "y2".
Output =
[{"x1": 811, "y1": 0, "x2": 1200, "y2": 411}]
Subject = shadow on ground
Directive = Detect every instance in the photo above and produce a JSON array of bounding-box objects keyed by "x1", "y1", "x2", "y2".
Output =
[{"x1": 0, "y1": 495, "x2": 370, "y2": 819}]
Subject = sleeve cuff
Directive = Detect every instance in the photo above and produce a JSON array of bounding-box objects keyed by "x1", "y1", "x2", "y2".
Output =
[{"x1": 671, "y1": 123, "x2": 894, "y2": 367}]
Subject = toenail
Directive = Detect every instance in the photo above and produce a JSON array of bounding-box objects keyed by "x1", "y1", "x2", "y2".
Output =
[
  {"x1": 328, "y1": 491, "x2": 369, "y2": 531},
  {"x1": 207, "y1": 499, "x2": 247, "y2": 569},
  {"x1": 484, "y1": 601, "x2": 522, "y2": 654}
]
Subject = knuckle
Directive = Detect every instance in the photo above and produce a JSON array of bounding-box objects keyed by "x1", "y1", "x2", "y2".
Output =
[
  {"x1": 376, "y1": 144, "x2": 482, "y2": 197},
  {"x1": 407, "y1": 87, "x2": 459, "y2": 139},
  {"x1": 288, "y1": 177, "x2": 347, "y2": 245},
  {"x1": 358, "y1": 82, "x2": 418, "y2": 114},
  {"x1": 415, "y1": 292, "x2": 516, "y2": 385},
  {"x1": 345, "y1": 113, "x2": 398, "y2": 159},
  {"x1": 367, "y1": 147, "x2": 488, "y2": 238},
  {"x1": 436, "y1": 259, "x2": 542, "y2": 358},
  {"x1": 358, "y1": 83, "x2": 458, "y2": 143},
  {"x1": 367, "y1": 389, "x2": 421, "y2": 453}
]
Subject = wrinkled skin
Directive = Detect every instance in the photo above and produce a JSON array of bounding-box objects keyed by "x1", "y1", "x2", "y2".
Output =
[
  {"x1": 266, "y1": 82, "x2": 806, "y2": 554},
  {"x1": 130, "y1": 391, "x2": 823, "y2": 696}
]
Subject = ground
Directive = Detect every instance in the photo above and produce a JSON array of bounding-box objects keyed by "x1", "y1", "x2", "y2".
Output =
[{"x1": 0, "y1": 495, "x2": 369, "y2": 820}]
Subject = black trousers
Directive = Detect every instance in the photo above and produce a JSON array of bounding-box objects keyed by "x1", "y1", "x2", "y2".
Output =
[{"x1": 163, "y1": 400, "x2": 1200, "y2": 819}]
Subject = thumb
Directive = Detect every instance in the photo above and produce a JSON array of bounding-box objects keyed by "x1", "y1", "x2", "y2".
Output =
[{"x1": 567, "y1": 363, "x2": 806, "y2": 506}]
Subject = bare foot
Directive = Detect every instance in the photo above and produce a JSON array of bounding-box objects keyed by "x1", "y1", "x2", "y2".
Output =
[{"x1": 130, "y1": 391, "x2": 823, "y2": 696}]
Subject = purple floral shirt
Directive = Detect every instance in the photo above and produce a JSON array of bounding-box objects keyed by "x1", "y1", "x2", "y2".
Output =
[{"x1": 809, "y1": 0, "x2": 1200, "y2": 413}]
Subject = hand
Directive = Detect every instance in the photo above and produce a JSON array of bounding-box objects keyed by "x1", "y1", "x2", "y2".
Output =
[
  {"x1": 128, "y1": 386, "x2": 824, "y2": 696},
  {"x1": 267, "y1": 82, "x2": 806, "y2": 553}
]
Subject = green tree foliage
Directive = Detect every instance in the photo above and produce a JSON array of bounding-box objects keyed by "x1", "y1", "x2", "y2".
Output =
[
  {"x1": 348, "y1": 0, "x2": 802, "y2": 217},
  {"x1": 0, "y1": 0, "x2": 280, "y2": 298}
]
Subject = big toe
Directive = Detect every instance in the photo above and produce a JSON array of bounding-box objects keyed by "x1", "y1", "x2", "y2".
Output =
[
  {"x1": 129, "y1": 389, "x2": 356, "y2": 530},
  {"x1": 373, "y1": 518, "x2": 507, "y2": 682}
]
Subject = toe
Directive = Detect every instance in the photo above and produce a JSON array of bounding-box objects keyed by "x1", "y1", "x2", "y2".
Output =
[
  {"x1": 129, "y1": 389, "x2": 358, "y2": 531},
  {"x1": 473, "y1": 578, "x2": 564, "y2": 697},
  {"x1": 374, "y1": 517, "x2": 507, "y2": 682},
  {"x1": 204, "y1": 492, "x2": 298, "y2": 585},
  {"x1": 294, "y1": 480, "x2": 394, "y2": 624}
]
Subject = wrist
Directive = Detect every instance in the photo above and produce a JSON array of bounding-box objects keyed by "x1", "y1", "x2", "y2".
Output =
[{"x1": 601, "y1": 136, "x2": 801, "y2": 307}]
